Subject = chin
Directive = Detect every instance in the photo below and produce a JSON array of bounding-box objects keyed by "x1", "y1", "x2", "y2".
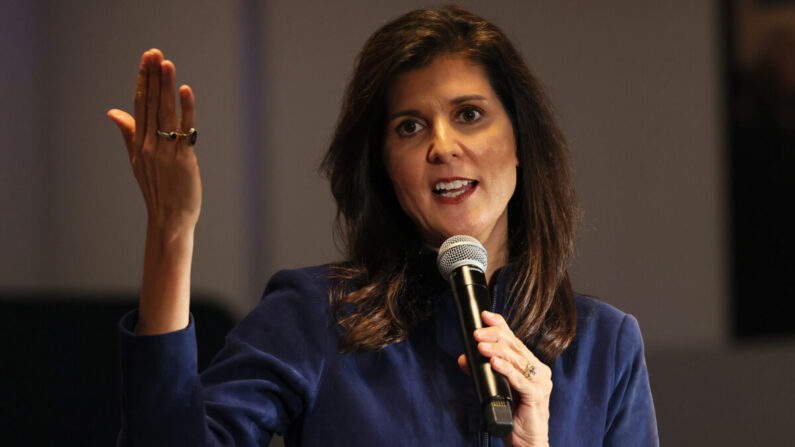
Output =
[{"x1": 427, "y1": 225, "x2": 486, "y2": 246}]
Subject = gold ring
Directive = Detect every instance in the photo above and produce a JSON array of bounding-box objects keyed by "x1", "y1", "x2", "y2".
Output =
[
  {"x1": 523, "y1": 363, "x2": 537, "y2": 379},
  {"x1": 157, "y1": 128, "x2": 198, "y2": 145}
]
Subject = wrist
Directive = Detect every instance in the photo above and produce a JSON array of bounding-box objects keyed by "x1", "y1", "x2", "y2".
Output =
[
  {"x1": 504, "y1": 429, "x2": 549, "y2": 447},
  {"x1": 146, "y1": 217, "x2": 196, "y2": 243},
  {"x1": 136, "y1": 220, "x2": 195, "y2": 335}
]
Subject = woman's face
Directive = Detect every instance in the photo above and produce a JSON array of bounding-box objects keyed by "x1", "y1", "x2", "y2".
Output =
[{"x1": 383, "y1": 55, "x2": 518, "y2": 251}]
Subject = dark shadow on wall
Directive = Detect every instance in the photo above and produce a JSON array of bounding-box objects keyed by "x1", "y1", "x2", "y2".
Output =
[
  {"x1": 0, "y1": 293, "x2": 235, "y2": 446},
  {"x1": 727, "y1": 0, "x2": 795, "y2": 339}
]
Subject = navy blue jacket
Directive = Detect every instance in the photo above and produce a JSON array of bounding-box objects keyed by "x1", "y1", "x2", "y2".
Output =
[{"x1": 119, "y1": 264, "x2": 658, "y2": 446}]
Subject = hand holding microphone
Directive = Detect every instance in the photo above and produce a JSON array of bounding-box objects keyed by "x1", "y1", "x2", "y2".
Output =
[
  {"x1": 437, "y1": 235, "x2": 514, "y2": 437},
  {"x1": 438, "y1": 235, "x2": 554, "y2": 445}
]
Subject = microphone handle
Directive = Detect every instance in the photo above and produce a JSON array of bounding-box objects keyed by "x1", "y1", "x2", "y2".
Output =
[{"x1": 449, "y1": 265, "x2": 513, "y2": 437}]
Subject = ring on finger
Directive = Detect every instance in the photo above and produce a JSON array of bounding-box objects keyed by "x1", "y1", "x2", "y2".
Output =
[
  {"x1": 157, "y1": 128, "x2": 198, "y2": 145},
  {"x1": 522, "y1": 362, "x2": 537, "y2": 379}
]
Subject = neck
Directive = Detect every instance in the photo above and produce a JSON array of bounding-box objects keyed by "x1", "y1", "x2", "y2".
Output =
[{"x1": 484, "y1": 237, "x2": 509, "y2": 285}]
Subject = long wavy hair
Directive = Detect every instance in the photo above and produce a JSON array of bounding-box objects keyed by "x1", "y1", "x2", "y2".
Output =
[{"x1": 320, "y1": 5, "x2": 578, "y2": 365}]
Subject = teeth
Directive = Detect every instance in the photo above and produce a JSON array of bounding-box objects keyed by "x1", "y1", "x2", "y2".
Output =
[
  {"x1": 433, "y1": 180, "x2": 476, "y2": 198},
  {"x1": 434, "y1": 180, "x2": 472, "y2": 191},
  {"x1": 439, "y1": 189, "x2": 468, "y2": 198}
]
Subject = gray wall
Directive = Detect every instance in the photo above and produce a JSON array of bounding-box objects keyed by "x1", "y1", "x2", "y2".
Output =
[{"x1": 2, "y1": 0, "x2": 792, "y2": 445}]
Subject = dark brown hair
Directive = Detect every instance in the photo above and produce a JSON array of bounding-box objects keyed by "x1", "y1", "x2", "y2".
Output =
[{"x1": 321, "y1": 5, "x2": 578, "y2": 364}]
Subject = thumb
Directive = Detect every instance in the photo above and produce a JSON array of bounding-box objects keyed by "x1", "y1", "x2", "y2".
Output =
[
  {"x1": 457, "y1": 354, "x2": 471, "y2": 376},
  {"x1": 107, "y1": 109, "x2": 135, "y2": 158}
]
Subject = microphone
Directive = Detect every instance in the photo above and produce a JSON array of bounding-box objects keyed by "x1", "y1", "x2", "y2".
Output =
[{"x1": 436, "y1": 235, "x2": 513, "y2": 437}]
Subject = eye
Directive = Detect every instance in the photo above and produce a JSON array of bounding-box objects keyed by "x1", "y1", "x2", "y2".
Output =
[
  {"x1": 395, "y1": 119, "x2": 425, "y2": 137},
  {"x1": 457, "y1": 106, "x2": 483, "y2": 123}
]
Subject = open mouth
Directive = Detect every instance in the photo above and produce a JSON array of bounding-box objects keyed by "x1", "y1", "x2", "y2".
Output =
[{"x1": 432, "y1": 179, "x2": 478, "y2": 198}]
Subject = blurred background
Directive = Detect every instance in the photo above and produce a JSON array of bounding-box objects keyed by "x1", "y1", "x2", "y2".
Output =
[{"x1": 1, "y1": 0, "x2": 793, "y2": 445}]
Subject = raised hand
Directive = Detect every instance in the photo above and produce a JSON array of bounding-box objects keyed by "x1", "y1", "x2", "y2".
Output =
[
  {"x1": 107, "y1": 49, "x2": 199, "y2": 334},
  {"x1": 108, "y1": 48, "x2": 200, "y2": 230}
]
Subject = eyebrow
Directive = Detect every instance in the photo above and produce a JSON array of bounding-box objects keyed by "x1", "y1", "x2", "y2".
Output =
[
  {"x1": 387, "y1": 94, "x2": 488, "y2": 121},
  {"x1": 450, "y1": 94, "x2": 487, "y2": 105}
]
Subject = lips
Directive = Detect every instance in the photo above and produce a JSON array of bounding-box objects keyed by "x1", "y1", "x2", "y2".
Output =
[{"x1": 432, "y1": 178, "x2": 478, "y2": 202}]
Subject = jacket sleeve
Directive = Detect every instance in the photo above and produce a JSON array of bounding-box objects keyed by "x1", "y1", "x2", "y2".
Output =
[
  {"x1": 117, "y1": 268, "x2": 331, "y2": 447},
  {"x1": 604, "y1": 314, "x2": 659, "y2": 447}
]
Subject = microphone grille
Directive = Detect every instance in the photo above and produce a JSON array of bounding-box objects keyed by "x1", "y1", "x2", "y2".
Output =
[{"x1": 436, "y1": 235, "x2": 488, "y2": 280}]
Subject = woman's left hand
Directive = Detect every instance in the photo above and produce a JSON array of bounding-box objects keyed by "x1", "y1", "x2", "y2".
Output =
[{"x1": 457, "y1": 311, "x2": 552, "y2": 447}]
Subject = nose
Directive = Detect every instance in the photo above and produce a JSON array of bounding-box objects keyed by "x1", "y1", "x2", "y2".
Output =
[{"x1": 427, "y1": 120, "x2": 461, "y2": 163}]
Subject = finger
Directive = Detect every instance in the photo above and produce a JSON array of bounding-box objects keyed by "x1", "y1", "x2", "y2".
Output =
[
  {"x1": 478, "y1": 331, "x2": 543, "y2": 375},
  {"x1": 491, "y1": 347, "x2": 551, "y2": 385},
  {"x1": 158, "y1": 60, "x2": 178, "y2": 155},
  {"x1": 140, "y1": 50, "x2": 163, "y2": 211},
  {"x1": 143, "y1": 49, "x2": 163, "y2": 151},
  {"x1": 178, "y1": 85, "x2": 195, "y2": 134},
  {"x1": 476, "y1": 314, "x2": 530, "y2": 355},
  {"x1": 457, "y1": 354, "x2": 471, "y2": 375},
  {"x1": 132, "y1": 50, "x2": 148, "y2": 152},
  {"x1": 482, "y1": 310, "x2": 511, "y2": 331},
  {"x1": 491, "y1": 357, "x2": 538, "y2": 394},
  {"x1": 492, "y1": 356, "x2": 553, "y2": 409},
  {"x1": 477, "y1": 339, "x2": 531, "y2": 374},
  {"x1": 475, "y1": 315, "x2": 544, "y2": 371},
  {"x1": 107, "y1": 109, "x2": 135, "y2": 158},
  {"x1": 474, "y1": 325, "x2": 518, "y2": 347}
]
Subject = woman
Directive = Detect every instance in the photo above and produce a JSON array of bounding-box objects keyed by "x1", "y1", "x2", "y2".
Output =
[{"x1": 108, "y1": 6, "x2": 658, "y2": 446}]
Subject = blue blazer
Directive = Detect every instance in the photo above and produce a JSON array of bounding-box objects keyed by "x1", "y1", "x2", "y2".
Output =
[{"x1": 118, "y1": 264, "x2": 658, "y2": 446}]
